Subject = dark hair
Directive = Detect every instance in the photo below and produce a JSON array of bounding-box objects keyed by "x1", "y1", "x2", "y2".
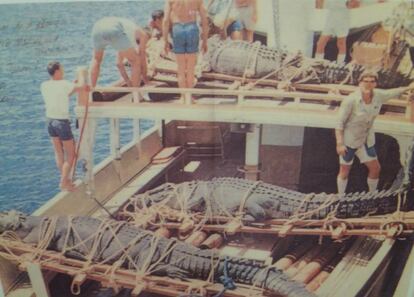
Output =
[
  {"x1": 151, "y1": 9, "x2": 164, "y2": 21},
  {"x1": 47, "y1": 61, "x2": 60, "y2": 76},
  {"x1": 358, "y1": 70, "x2": 378, "y2": 82}
]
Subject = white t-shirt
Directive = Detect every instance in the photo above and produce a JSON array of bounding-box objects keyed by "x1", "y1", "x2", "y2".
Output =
[{"x1": 41, "y1": 80, "x2": 75, "y2": 119}]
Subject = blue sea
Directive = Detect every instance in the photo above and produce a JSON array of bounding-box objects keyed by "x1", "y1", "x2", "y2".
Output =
[{"x1": 0, "y1": 1, "x2": 164, "y2": 213}]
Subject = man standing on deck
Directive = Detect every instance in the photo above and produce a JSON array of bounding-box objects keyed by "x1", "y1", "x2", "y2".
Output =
[
  {"x1": 229, "y1": 0, "x2": 257, "y2": 42},
  {"x1": 314, "y1": 0, "x2": 359, "y2": 64},
  {"x1": 41, "y1": 62, "x2": 90, "y2": 192},
  {"x1": 335, "y1": 71, "x2": 414, "y2": 194},
  {"x1": 163, "y1": 0, "x2": 209, "y2": 91},
  {"x1": 90, "y1": 17, "x2": 149, "y2": 88},
  {"x1": 207, "y1": 0, "x2": 243, "y2": 40}
]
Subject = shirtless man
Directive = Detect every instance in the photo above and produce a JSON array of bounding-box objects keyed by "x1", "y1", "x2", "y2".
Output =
[
  {"x1": 230, "y1": 0, "x2": 257, "y2": 42},
  {"x1": 91, "y1": 17, "x2": 148, "y2": 88},
  {"x1": 163, "y1": 0, "x2": 208, "y2": 90}
]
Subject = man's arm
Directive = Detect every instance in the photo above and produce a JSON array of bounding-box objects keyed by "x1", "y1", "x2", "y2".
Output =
[
  {"x1": 315, "y1": 0, "x2": 324, "y2": 9},
  {"x1": 376, "y1": 82, "x2": 414, "y2": 104},
  {"x1": 251, "y1": 0, "x2": 257, "y2": 23},
  {"x1": 335, "y1": 96, "x2": 354, "y2": 156},
  {"x1": 90, "y1": 50, "x2": 104, "y2": 88},
  {"x1": 199, "y1": 0, "x2": 209, "y2": 53},
  {"x1": 163, "y1": 0, "x2": 172, "y2": 54},
  {"x1": 335, "y1": 129, "x2": 347, "y2": 156},
  {"x1": 69, "y1": 81, "x2": 90, "y2": 97},
  {"x1": 207, "y1": 0, "x2": 214, "y2": 10},
  {"x1": 116, "y1": 54, "x2": 133, "y2": 86}
]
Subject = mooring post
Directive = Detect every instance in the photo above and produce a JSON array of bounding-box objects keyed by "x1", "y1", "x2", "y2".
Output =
[
  {"x1": 76, "y1": 66, "x2": 96, "y2": 192},
  {"x1": 244, "y1": 124, "x2": 261, "y2": 180}
]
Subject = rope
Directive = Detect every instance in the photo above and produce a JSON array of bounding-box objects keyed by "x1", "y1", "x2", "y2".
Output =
[
  {"x1": 242, "y1": 41, "x2": 261, "y2": 83},
  {"x1": 237, "y1": 181, "x2": 262, "y2": 216},
  {"x1": 213, "y1": 256, "x2": 236, "y2": 297}
]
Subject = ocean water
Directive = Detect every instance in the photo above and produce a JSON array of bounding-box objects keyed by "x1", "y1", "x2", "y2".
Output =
[{"x1": 0, "y1": 1, "x2": 163, "y2": 213}]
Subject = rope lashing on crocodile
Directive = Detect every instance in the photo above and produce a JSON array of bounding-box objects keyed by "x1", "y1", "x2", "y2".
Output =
[
  {"x1": 202, "y1": 35, "x2": 412, "y2": 89},
  {"x1": 0, "y1": 211, "x2": 316, "y2": 297}
]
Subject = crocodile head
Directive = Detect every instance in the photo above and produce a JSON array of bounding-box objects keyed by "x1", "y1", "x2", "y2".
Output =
[
  {"x1": 0, "y1": 210, "x2": 27, "y2": 233},
  {"x1": 0, "y1": 210, "x2": 43, "y2": 241}
]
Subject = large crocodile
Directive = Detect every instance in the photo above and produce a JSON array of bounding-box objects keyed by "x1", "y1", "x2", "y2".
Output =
[
  {"x1": 201, "y1": 35, "x2": 412, "y2": 89},
  {"x1": 127, "y1": 139, "x2": 414, "y2": 222},
  {"x1": 129, "y1": 176, "x2": 411, "y2": 222},
  {"x1": 0, "y1": 211, "x2": 315, "y2": 297}
]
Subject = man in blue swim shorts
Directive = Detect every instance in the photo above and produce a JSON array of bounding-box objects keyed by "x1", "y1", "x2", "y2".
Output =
[
  {"x1": 91, "y1": 17, "x2": 149, "y2": 88},
  {"x1": 207, "y1": 0, "x2": 243, "y2": 40},
  {"x1": 335, "y1": 71, "x2": 414, "y2": 194},
  {"x1": 41, "y1": 62, "x2": 90, "y2": 191},
  {"x1": 163, "y1": 0, "x2": 209, "y2": 92},
  {"x1": 226, "y1": 20, "x2": 243, "y2": 40},
  {"x1": 229, "y1": 0, "x2": 257, "y2": 42}
]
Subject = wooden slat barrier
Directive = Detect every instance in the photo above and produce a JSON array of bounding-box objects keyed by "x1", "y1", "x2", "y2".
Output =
[
  {"x1": 93, "y1": 85, "x2": 410, "y2": 111},
  {"x1": 119, "y1": 210, "x2": 414, "y2": 239},
  {"x1": 0, "y1": 239, "x2": 264, "y2": 297}
]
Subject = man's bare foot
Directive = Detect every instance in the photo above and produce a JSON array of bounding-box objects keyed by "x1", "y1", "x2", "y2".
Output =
[
  {"x1": 177, "y1": 95, "x2": 185, "y2": 104},
  {"x1": 60, "y1": 181, "x2": 75, "y2": 192}
]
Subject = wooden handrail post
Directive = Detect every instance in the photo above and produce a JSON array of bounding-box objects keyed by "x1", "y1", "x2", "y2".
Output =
[
  {"x1": 75, "y1": 66, "x2": 95, "y2": 192},
  {"x1": 76, "y1": 66, "x2": 90, "y2": 106}
]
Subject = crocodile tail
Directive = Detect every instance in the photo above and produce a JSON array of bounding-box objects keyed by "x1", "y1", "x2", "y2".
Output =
[{"x1": 253, "y1": 267, "x2": 317, "y2": 297}]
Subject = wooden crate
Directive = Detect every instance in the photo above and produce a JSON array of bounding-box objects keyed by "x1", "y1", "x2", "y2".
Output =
[{"x1": 351, "y1": 42, "x2": 387, "y2": 67}]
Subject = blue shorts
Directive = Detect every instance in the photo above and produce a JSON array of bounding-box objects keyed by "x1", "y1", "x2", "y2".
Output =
[
  {"x1": 172, "y1": 22, "x2": 199, "y2": 54},
  {"x1": 340, "y1": 144, "x2": 377, "y2": 165},
  {"x1": 47, "y1": 119, "x2": 74, "y2": 141},
  {"x1": 227, "y1": 20, "x2": 243, "y2": 36}
]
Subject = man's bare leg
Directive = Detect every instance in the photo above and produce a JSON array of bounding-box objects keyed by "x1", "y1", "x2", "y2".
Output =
[
  {"x1": 231, "y1": 30, "x2": 242, "y2": 40},
  {"x1": 176, "y1": 54, "x2": 187, "y2": 102},
  {"x1": 60, "y1": 139, "x2": 76, "y2": 191},
  {"x1": 51, "y1": 137, "x2": 64, "y2": 172},
  {"x1": 315, "y1": 35, "x2": 330, "y2": 59},
  {"x1": 364, "y1": 159, "x2": 380, "y2": 192},
  {"x1": 122, "y1": 49, "x2": 141, "y2": 87},
  {"x1": 336, "y1": 36, "x2": 347, "y2": 63},
  {"x1": 185, "y1": 53, "x2": 197, "y2": 88},
  {"x1": 245, "y1": 29, "x2": 254, "y2": 42},
  {"x1": 337, "y1": 164, "x2": 351, "y2": 194}
]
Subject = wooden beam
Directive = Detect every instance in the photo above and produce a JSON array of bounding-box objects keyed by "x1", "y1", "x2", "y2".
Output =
[
  {"x1": 26, "y1": 262, "x2": 50, "y2": 297},
  {"x1": 110, "y1": 119, "x2": 121, "y2": 160},
  {"x1": 75, "y1": 101, "x2": 414, "y2": 138},
  {"x1": 0, "y1": 239, "x2": 264, "y2": 297}
]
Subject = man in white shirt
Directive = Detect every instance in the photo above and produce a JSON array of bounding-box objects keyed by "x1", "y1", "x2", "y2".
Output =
[
  {"x1": 335, "y1": 71, "x2": 414, "y2": 194},
  {"x1": 315, "y1": 0, "x2": 359, "y2": 64},
  {"x1": 91, "y1": 17, "x2": 149, "y2": 88},
  {"x1": 41, "y1": 61, "x2": 89, "y2": 192}
]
